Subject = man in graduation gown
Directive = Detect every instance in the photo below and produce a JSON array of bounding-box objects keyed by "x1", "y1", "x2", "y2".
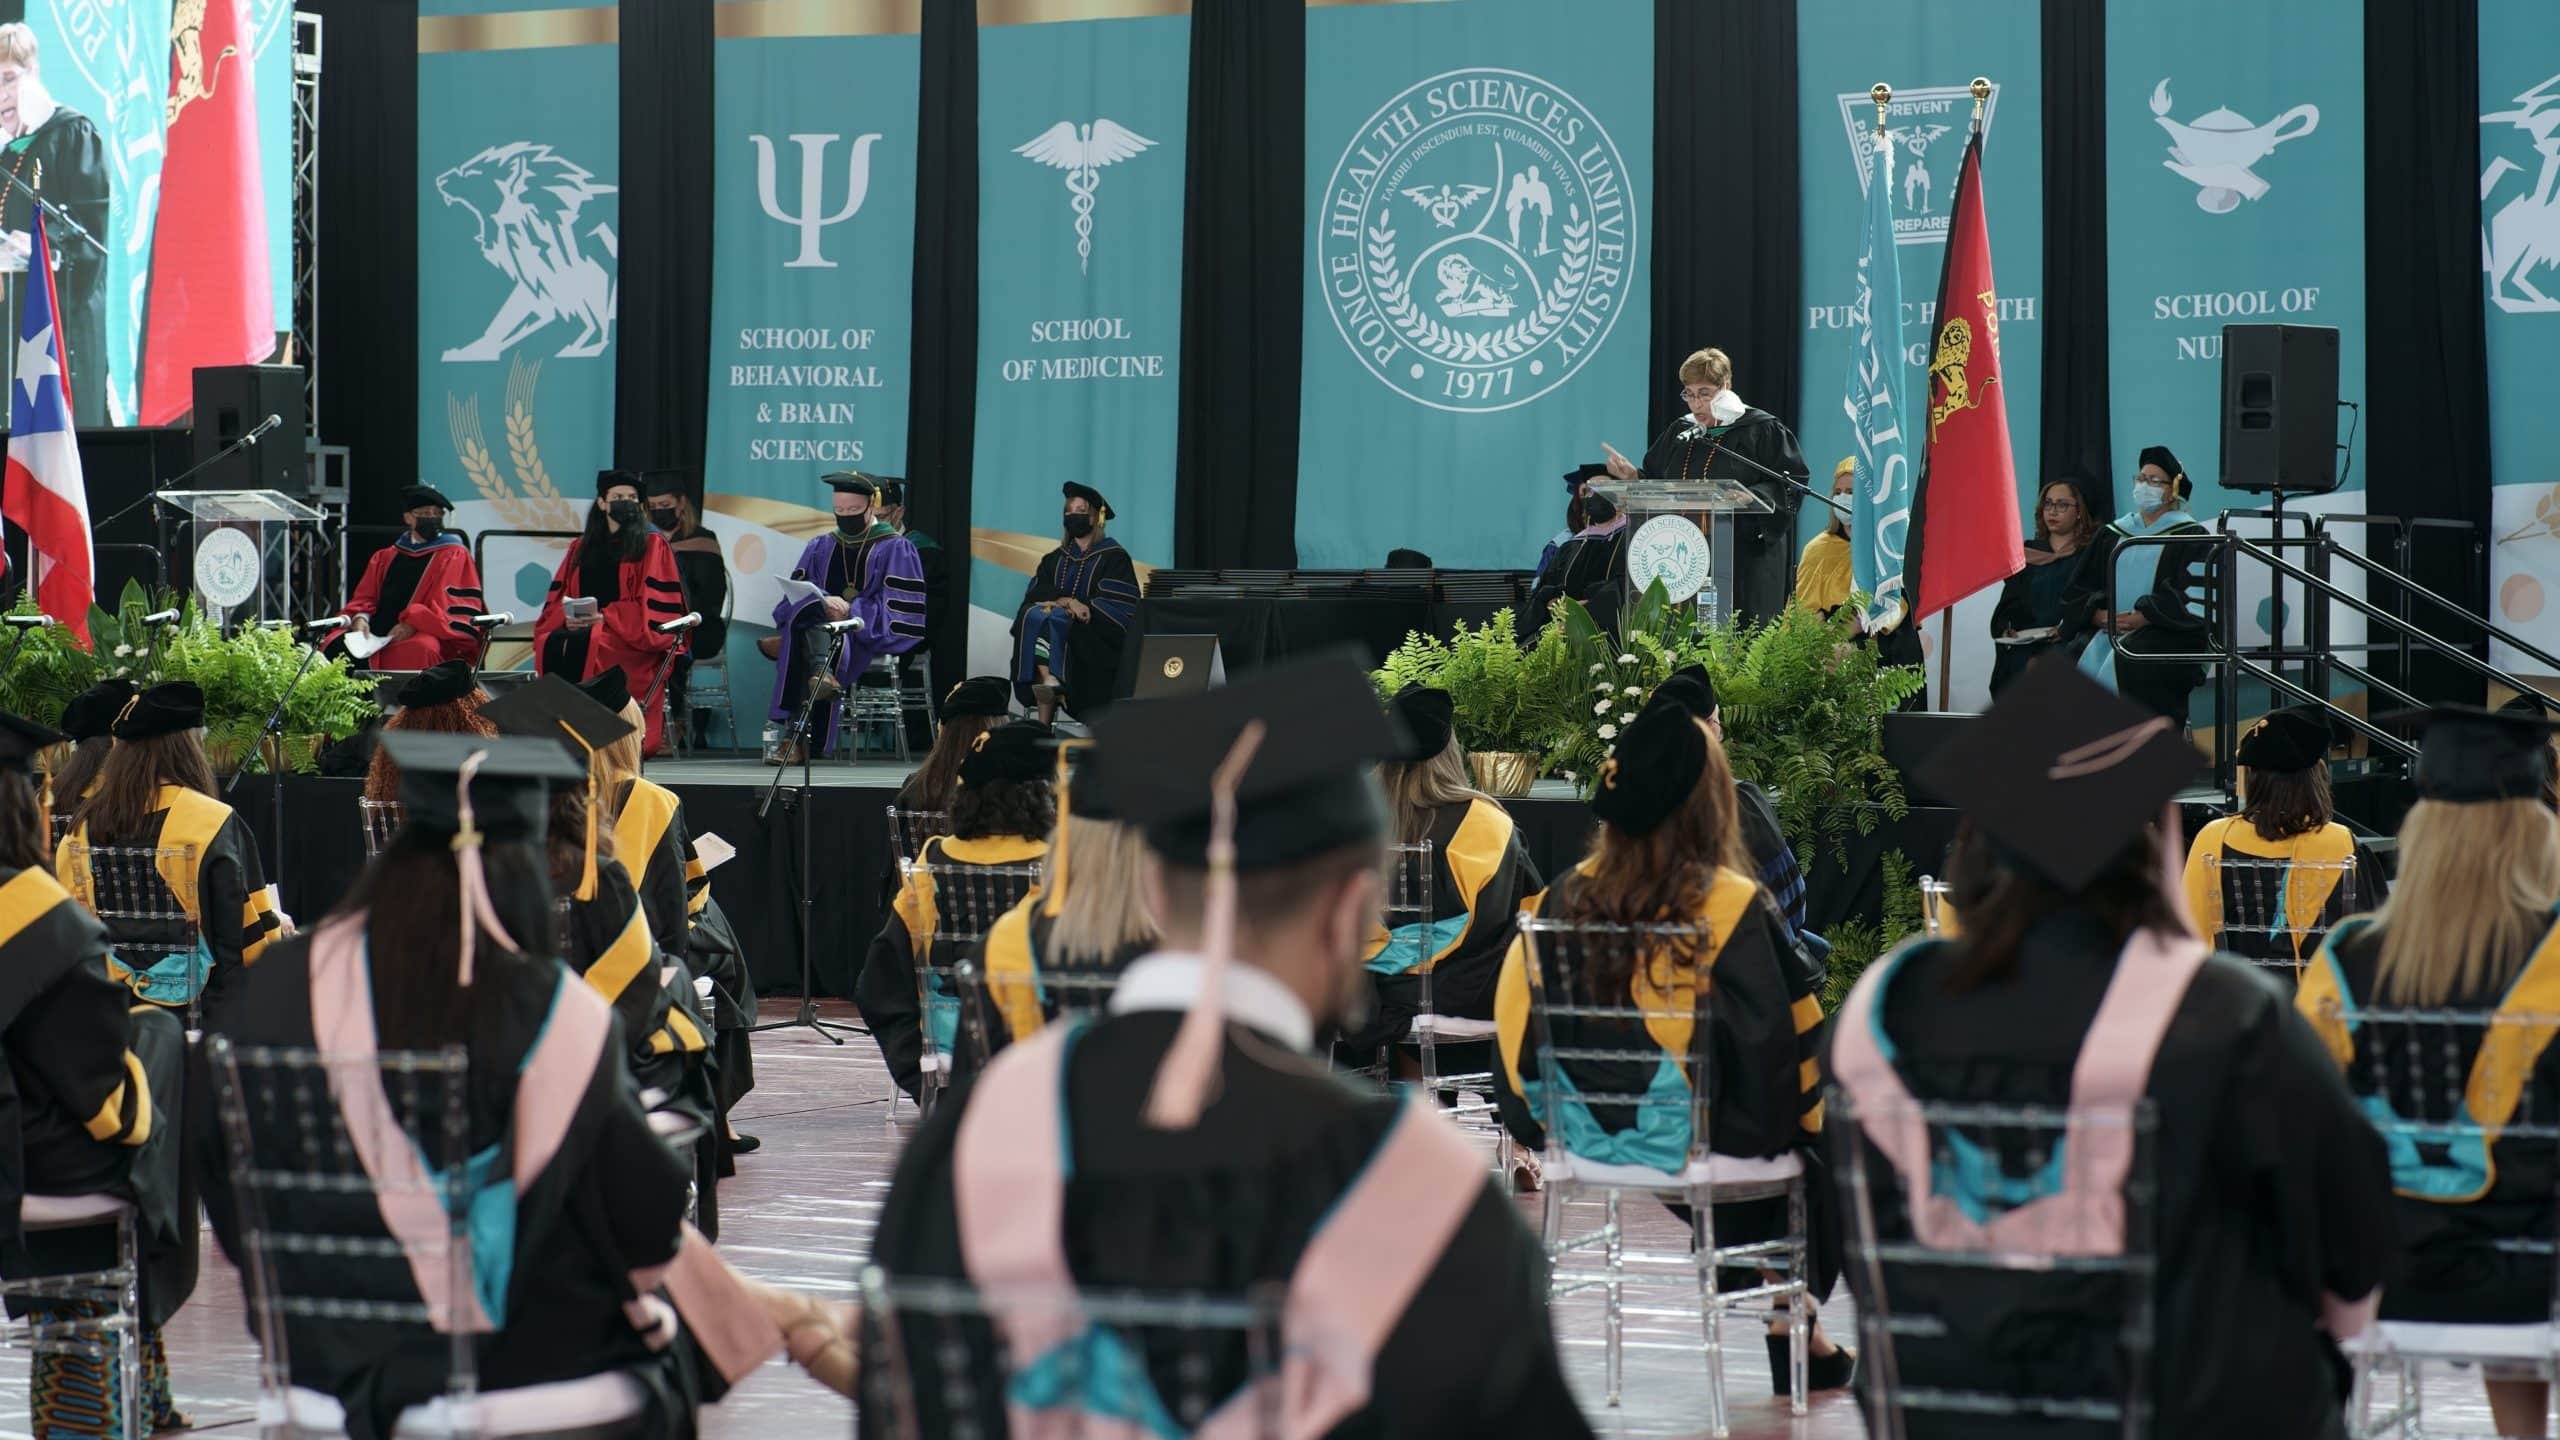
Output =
[
  {"x1": 1526, "y1": 492, "x2": 1631, "y2": 632},
  {"x1": 1604, "y1": 348, "x2": 1810, "y2": 623},
  {"x1": 0, "y1": 25, "x2": 105, "y2": 425},
  {"x1": 645, "y1": 473, "x2": 726, "y2": 749},
  {"x1": 323, "y1": 485, "x2": 487, "y2": 671},
  {"x1": 763, "y1": 472, "x2": 926, "y2": 761},
  {"x1": 878, "y1": 477, "x2": 946, "y2": 745},
  {"x1": 866, "y1": 654, "x2": 1593, "y2": 1438},
  {"x1": 1010, "y1": 481, "x2": 1139, "y2": 724}
]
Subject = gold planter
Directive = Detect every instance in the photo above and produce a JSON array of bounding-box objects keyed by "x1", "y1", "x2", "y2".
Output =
[{"x1": 1468, "y1": 751, "x2": 1541, "y2": 797}]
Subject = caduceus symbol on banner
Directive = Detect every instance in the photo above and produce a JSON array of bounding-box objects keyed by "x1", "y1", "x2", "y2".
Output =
[{"x1": 1015, "y1": 119, "x2": 1156, "y2": 274}]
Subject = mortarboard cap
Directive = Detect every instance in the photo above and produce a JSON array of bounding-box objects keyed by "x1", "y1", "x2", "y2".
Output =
[
  {"x1": 480, "y1": 675, "x2": 637, "y2": 768},
  {"x1": 1062, "y1": 481, "x2": 1113, "y2": 520},
  {"x1": 398, "y1": 484, "x2": 455, "y2": 512},
  {"x1": 1918, "y1": 656, "x2": 2201, "y2": 891},
  {"x1": 873, "y1": 476, "x2": 907, "y2": 507},
  {"x1": 1647, "y1": 663, "x2": 1717, "y2": 722},
  {"x1": 577, "y1": 667, "x2": 631, "y2": 718},
  {"x1": 596, "y1": 468, "x2": 645, "y2": 498},
  {"x1": 1564, "y1": 463, "x2": 1609, "y2": 492},
  {"x1": 1388, "y1": 685, "x2": 1453, "y2": 763},
  {"x1": 2235, "y1": 705, "x2": 2332, "y2": 773},
  {"x1": 2412, "y1": 704, "x2": 2560, "y2": 804},
  {"x1": 642, "y1": 471, "x2": 688, "y2": 499},
  {"x1": 958, "y1": 719, "x2": 1055, "y2": 789},
  {"x1": 60, "y1": 679, "x2": 137, "y2": 742},
  {"x1": 2137, "y1": 445, "x2": 2189, "y2": 496},
  {"x1": 941, "y1": 675, "x2": 1013, "y2": 720},
  {"x1": 378, "y1": 733, "x2": 583, "y2": 844},
  {"x1": 112, "y1": 682, "x2": 205, "y2": 741},
  {"x1": 0, "y1": 710, "x2": 66, "y2": 776},
  {"x1": 1090, "y1": 650, "x2": 1404, "y2": 871},
  {"x1": 823, "y1": 471, "x2": 877, "y2": 498},
  {"x1": 1591, "y1": 704, "x2": 1706, "y2": 836},
  {"x1": 395, "y1": 661, "x2": 478, "y2": 710}
]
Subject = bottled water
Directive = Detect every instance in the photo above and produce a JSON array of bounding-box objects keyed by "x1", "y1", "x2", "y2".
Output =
[{"x1": 1697, "y1": 578, "x2": 1722, "y2": 631}]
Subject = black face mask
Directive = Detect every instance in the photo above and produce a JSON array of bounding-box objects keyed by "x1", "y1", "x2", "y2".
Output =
[
  {"x1": 836, "y1": 512, "x2": 870, "y2": 537},
  {"x1": 1062, "y1": 513, "x2": 1095, "y2": 539},
  {"x1": 648, "y1": 507, "x2": 679, "y2": 532},
  {"x1": 607, "y1": 500, "x2": 642, "y2": 526},
  {"x1": 411, "y1": 516, "x2": 443, "y2": 540}
]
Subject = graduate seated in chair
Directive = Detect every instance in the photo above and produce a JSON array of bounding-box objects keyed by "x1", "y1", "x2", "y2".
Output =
[
  {"x1": 978, "y1": 739, "x2": 1158, "y2": 1063},
  {"x1": 1828, "y1": 658, "x2": 2392, "y2": 1439},
  {"x1": 363, "y1": 662, "x2": 496, "y2": 807},
  {"x1": 193, "y1": 734, "x2": 859, "y2": 1440},
  {"x1": 2299, "y1": 704, "x2": 2560, "y2": 1439},
  {"x1": 1647, "y1": 665, "x2": 1822, "y2": 955},
  {"x1": 0, "y1": 711, "x2": 193, "y2": 1440},
  {"x1": 59, "y1": 682, "x2": 282, "y2": 1027},
  {"x1": 1491, "y1": 696, "x2": 1850, "y2": 1389},
  {"x1": 858, "y1": 720, "x2": 1054, "y2": 1099},
  {"x1": 2183, "y1": 704, "x2": 2389, "y2": 972},
  {"x1": 1345, "y1": 686, "x2": 1538, "y2": 1058},
  {"x1": 866, "y1": 654, "x2": 1592, "y2": 1437},
  {"x1": 44, "y1": 679, "x2": 136, "y2": 831}
]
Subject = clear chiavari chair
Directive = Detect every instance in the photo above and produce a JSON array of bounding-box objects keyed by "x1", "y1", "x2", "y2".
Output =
[
  {"x1": 1516, "y1": 915, "x2": 1812, "y2": 1432},
  {"x1": 857, "y1": 1267, "x2": 1285, "y2": 1440},
  {"x1": 358, "y1": 800, "x2": 407, "y2": 860},
  {"x1": 1377, "y1": 842, "x2": 1513, "y2": 1174},
  {"x1": 61, "y1": 842, "x2": 208, "y2": 1031},
  {"x1": 1829, "y1": 1087, "x2": 2161, "y2": 1439},
  {"x1": 2199, "y1": 855, "x2": 2358, "y2": 978},
  {"x1": 909, "y1": 861, "x2": 1040, "y2": 1117},
  {"x1": 886, "y1": 806, "x2": 950, "y2": 880}
]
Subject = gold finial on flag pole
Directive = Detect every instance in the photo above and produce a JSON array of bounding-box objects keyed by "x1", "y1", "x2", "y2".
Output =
[
  {"x1": 1871, "y1": 84, "x2": 1892, "y2": 137},
  {"x1": 1971, "y1": 76, "x2": 1991, "y2": 123}
]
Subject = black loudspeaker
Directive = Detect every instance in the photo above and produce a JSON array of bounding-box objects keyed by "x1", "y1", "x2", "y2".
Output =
[
  {"x1": 188, "y1": 364, "x2": 305, "y2": 493},
  {"x1": 2220, "y1": 324, "x2": 2340, "y2": 494}
]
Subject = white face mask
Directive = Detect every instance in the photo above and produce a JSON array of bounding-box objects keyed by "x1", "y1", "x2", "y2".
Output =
[
  {"x1": 2132, "y1": 481, "x2": 2168, "y2": 513},
  {"x1": 1708, "y1": 389, "x2": 1747, "y2": 425}
]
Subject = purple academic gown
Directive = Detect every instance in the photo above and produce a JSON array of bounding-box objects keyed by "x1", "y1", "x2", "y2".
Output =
[{"x1": 767, "y1": 526, "x2": 927, "y2": 751}]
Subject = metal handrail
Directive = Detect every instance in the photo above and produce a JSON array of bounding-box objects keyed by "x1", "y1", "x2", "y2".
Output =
[
  {"x1": 2226, "y1": 534, "x2": 2560, "y2": 686},
  {"x1": 2317, "y1": 541, "x2": 2560, "y2": 677}
]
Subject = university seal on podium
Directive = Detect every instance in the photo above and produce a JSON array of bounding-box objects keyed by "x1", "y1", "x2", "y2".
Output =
[{"x1": 1317, "y1": 67, "x2": 1636, "y2": 414}]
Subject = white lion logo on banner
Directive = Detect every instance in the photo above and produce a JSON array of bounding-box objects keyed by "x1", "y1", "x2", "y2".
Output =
[
  {"x1": 2483, "y1": 73, "x2": 2560, "y2": 313},
  {"x1": 435, "y1": 141, "x2": 619, "y2": 362}
]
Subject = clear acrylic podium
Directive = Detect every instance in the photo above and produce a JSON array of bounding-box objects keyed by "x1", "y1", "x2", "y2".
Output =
[
  {"x1": 1590, "y1": 477, "x2": 1773, "y2": 626},
  {"x1": 156, "y1": 489, "x2": 324, "y2": 626}
]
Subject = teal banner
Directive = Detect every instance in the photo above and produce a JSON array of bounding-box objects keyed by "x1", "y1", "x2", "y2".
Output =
[
  {"x1": 418, "y1": 0, "x2": 619, "y2": 656},
  {"x1": 2483, "y1": 0, "x2": 2560, "y2": 669},
  {"x1": 1296, "y1": 0, "x2": 1652, "y2": 570},
  {"x1": 1797, "y1": 0, "x2": 2041, "y2": 708},
  {"x1": 254, "y1": 0, "x2": 294, "y2": 332},
  {"x1": 702, "y1": 6, "x2": 919, "y2": 711},
  {"x1": 969, "y1": 11, "x2": 1187, "y2": 671},
  {"x1": 2106, "y1": 0, "x2": 2362, "y2": 526}
]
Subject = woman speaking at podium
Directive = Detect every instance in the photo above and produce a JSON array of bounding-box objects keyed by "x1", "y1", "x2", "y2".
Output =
[{"x1": 1602, "y1": 347, "x2": 1809, "y2": 623}]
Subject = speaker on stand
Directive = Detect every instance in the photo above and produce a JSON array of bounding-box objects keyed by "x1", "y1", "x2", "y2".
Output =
[
  {"x1": 2220, "y1": 323, "x2": 2345, "y2": 719},
  {"x1": 188, "y1": 364, "x2": 306, "y2": 493}
]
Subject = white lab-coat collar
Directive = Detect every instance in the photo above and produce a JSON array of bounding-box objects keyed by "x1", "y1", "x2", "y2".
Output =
[
  {"x1": 12, "y1": 78, "x2": 56, "y2": 139},
  {"x1": 1109, "y1": 951, "x2": 1315, "y2": 1053}
]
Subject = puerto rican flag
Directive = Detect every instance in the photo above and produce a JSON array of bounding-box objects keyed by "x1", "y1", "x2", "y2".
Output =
[{"x1": 1, "y1": 212, "x2": 91, "y2": 645}]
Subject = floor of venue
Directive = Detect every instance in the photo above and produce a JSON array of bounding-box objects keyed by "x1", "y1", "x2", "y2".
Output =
[{"x1": 30, "y1": 1001, "x2": 2483, "y2": 1439}]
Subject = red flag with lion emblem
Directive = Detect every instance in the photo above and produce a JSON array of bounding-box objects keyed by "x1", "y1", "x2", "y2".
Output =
[
  {"x1": 1904, "y1": 127, "x2": 2022, "y2": 623},
  {"x1": 139, "y1": 0, "x2": 272, "y2": 426}
]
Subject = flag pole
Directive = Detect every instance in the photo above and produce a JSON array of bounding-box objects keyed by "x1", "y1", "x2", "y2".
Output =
[{"x1": 1930, "y1": 77, "x2": 1992, "y2": 713}]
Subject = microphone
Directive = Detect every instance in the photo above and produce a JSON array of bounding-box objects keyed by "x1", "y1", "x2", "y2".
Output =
[
  {"x1": 652, "y1": 612, "x2": 703, "y2": 635},
  {"x1": 467, "y1": 612, "x2": 513, "y2": 630},
  {"x1": 242, "y1": 414, "x2": 282, "y2": 446},
  {"x1": 821, "y1": 616, "x2": 866, "y2": 634},
  {"x1": 304, "y1": 616, "x2": 350, "y2": 630},
  {"x1": 139, "y1": 609, "x2": 180, "y2": 626},
  {"x1": 2, "y1": 614, "x2": 52, "y2": 629},
  {"x1": 255, "y1": 619, "x2": 297, "y2": 630}
]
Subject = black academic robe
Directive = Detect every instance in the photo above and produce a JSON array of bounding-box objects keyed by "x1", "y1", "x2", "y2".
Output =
[
  {"x1": 856, "y1": 834, "x2": 1048, "y2": 1098},
  {"x1": 2301, "y1": 913, "x2": 2560, "y2": 1326},
  {"x1": 1525, "y1": 524, "x2": 1631, "y2": 633},
  {"x1": 864, "y1": 988, "x2": 1595, "y2": 1438},
  {"x1": 1348, "y1": 797, "x2": 1540, "y2": 1054},
  {"x1": 1010, "y1": 537, "x2": 1139, "y2": 717},
  {"x1": 2105, "y1": 515, "x2": 2216, "y2": 724},
  {"x1": 666, "y1": 530, "x2": 727, "y2": 662},
  {"x1": 0, "y1": 107, "x2": 107, "y2": 425},
  {"x1": 610, "y1": 777, "x2": 732, "y2": 1231},
  {"x1": 192, "y1": 931, "x2": 713, "y2": 1440},
  {"x1": 558, "y1": 858, "x2": 712, "y2": 1124},
  {"x1": 970, "y1": 894, "x2": 1153, "y2": 1070},
  {"x1": 1831, "y1": 912, "x2": 2395, "y2": 1439},
  {"x1": 1987, "y1": 537, "x2": 2112, "y2": 692},
  {"x1": 2182, "y1": 818, "x2": 2389, "y2": 972},
  {"x1": 59, "y1": 785, "x2": 282, "y2": 1027},
  {"x1": 0, "y1": 866, "x2": 191, "y2": 1327},
  {"x1": 1640, "y1": 409, "x2": 1809, "y2": 624}
]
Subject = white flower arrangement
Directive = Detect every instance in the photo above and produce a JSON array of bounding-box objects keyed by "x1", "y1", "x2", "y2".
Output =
[
  {"x1": 1596, "y1": 723, "x2": 1617, "y2": 741},
  {"x1": 1622, "y1": 685, "x2": 1642, "y2": 697},
  {"x1": 1593, "y1": 699, "x2": 1612, "y2": 715},
  {"x1": 1616, "y1": 653, "x2": 1638, "y2": 665},
  {"x1": 113, "y1": 644, "x2": 132, "y2": 658}
]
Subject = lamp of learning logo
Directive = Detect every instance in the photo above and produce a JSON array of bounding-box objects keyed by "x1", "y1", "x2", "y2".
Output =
[
  {"x1": 1832, "y1": 83, "x2": 1997, "y2": 246},
  {"x1": 1317, "y1": 68, "x2": 1636, "y2": 414}
]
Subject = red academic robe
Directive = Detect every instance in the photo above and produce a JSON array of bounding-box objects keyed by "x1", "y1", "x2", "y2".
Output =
[
  {"x1": 533, "y1": 533, "x2": 686, "y2": 753},
  {"x1": 322, "y1": 541, "x2": 485, "y2": 670}
]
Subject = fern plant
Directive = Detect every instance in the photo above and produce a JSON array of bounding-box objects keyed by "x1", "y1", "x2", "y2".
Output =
[{"x1": 1372, "y1": 610, "x2": 1586, "y2": 757}]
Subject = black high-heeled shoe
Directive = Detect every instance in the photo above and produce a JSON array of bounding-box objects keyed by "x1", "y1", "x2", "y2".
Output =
[{"x1": 1764, "y1": 1333, "x2": 1857, "y2": 1395}]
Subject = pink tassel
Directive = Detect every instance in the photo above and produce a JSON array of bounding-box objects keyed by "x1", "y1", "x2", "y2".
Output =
[
  {"x1": 1143, "y1": 720, "x2": 1266, "y2": 1130},
  {"x1": 448, "y1": 750, "x2": 522, "y2": 988}
]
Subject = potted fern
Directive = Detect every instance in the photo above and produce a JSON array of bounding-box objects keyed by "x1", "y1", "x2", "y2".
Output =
[{"x1": 1372, "y1": 609, "x2": 1581, "y2": 795}]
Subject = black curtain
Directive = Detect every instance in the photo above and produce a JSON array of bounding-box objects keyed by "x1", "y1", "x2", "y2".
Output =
[
  {"x1": 2038, "y1": 0, "x2": 2111, "y2": 511},
  {"x1": 615, "y1": 0, "x2": 714, "y2": 491},
  {"x1": 1172, "y1": 0, "x2": 1302, "y2": 569},
  {"x1": 906, "y1": 1, "x2": 979, "y2": 689},
  {"x1": 1649, "y1": 0, "x2": 1799, "y2": 442},
  {"x1": 308, "y1": 0, "x2": 419, "y2": 526},
  {"x1": 2365, "y1": 0, "x2": 2491, "y2": 704}
]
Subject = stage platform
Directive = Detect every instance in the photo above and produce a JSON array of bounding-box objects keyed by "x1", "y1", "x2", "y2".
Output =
[{"x1": 229, "y1": 758, "x2": 1950, "y2": 1000}]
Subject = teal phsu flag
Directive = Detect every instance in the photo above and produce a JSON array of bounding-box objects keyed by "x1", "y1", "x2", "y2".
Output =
[
  {"x1": 1844, "y1": 124, "x2": 1913, "y2": 632},
  {"x1": 254, "y1": 0, "x2": 295, "y2": 333},
  {"x1": 2480, "y1": 0, "x2": 2560, "y2": 664},
  {"x1": 27, "y1": 0, "x2": 171, "y2": 425},
  {"x1": 970, "y1": 12, "x2": 1186, "y2": 672},
  {"x1": 1296, "y1": 0, "x2": 1652, "y2": 570},
  {"x1": 416, "y1": 0, "x2": 620, "y2": 658},
  {"x1": 702, "y1": 4, "x2": 919, "y2": 714}
]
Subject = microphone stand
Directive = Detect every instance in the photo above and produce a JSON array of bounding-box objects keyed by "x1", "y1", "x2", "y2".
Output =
[
  {"x1": 89, "y1": 423, "x2": 282, "y2": 548},
  {"x1": 753, "y1": 621, "x2": 858, "y2": 1044},
  {"x1": 0, "y1": 166, "x2": 106, "y2": 257}
]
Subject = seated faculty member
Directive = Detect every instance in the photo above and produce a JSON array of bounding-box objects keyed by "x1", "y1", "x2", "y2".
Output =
[
  {"x1": 2079, "y1": 446, "x2": 2213, "y2": 725},
  {"x1": 865, "y1": 653, "x2": 1592, "y2": 1436},
  {"x1": 325, "y1": 484, "x2": 487, "y2": 671},
  {"x1": 533, "y1": 469, "x2": 688, "y2": 755},
  {"x1": 764, "y1": 471, "x2": 926, "y2": 764},
  {"x1": 1010, "y1": 481, "x2": 1138, "y2": 725}
]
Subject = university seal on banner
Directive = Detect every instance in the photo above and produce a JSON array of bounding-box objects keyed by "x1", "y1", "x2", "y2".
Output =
[{"x1": 1318, "y1": 68, "x2": 1636, "y2": 414}]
